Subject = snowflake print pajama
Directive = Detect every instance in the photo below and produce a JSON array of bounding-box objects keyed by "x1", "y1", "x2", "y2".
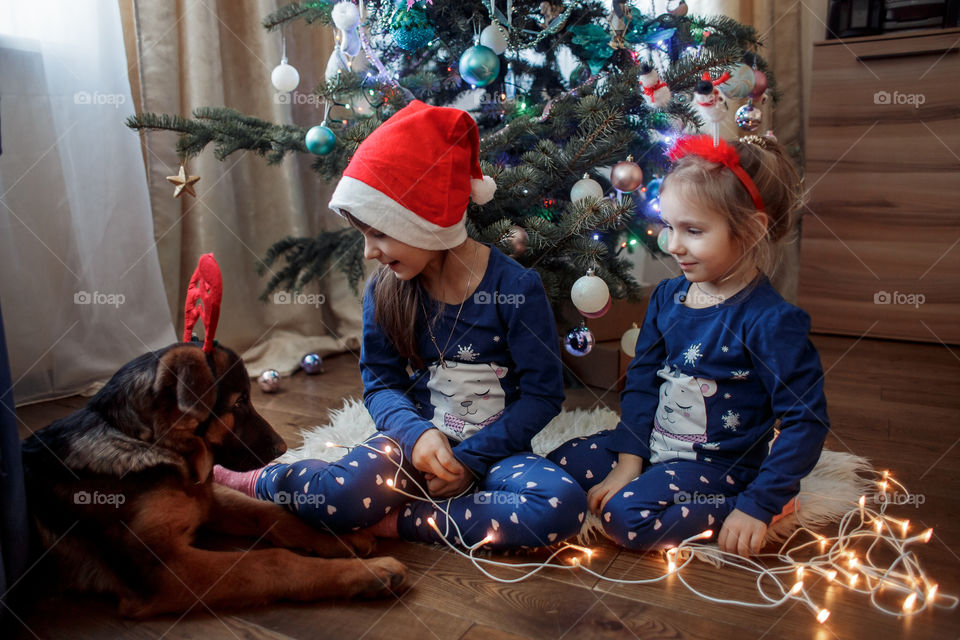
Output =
[
  {"x1": 547, "y1": 431, "x2": 756, "y2": 549},
  {"x1": 256, "y1": 433, "x2": 588, "y2": 550}
]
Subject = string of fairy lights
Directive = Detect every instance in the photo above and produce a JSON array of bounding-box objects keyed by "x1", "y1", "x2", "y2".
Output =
[{"x1": 323, "y1": 438, "x2": 957, "y2": 625}]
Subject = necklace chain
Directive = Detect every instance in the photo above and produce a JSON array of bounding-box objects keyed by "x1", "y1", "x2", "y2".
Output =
[
  {"x1": 421, "y1": 243, "x2": 480, "y2": 368},
  {"x1": 694, "y1": 282, "x2": 725, "y2": 302}
]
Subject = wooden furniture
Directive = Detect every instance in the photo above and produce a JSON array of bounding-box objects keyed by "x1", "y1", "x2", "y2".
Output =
[{"x1": 799, "y1": 28, "x2": 960, "y2": 344}]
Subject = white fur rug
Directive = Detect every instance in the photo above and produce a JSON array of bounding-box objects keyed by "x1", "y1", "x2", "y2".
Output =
[{"x1": 282, "y1": 398, "x2": 874, "y2": 545}]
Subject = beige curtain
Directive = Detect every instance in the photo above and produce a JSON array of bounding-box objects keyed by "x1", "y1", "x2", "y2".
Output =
[
  {"x1": 121, "y1": 0, "x2": 363, "y2": 376},
  {"x1": 685, "y1": 0, "x2": 813, "y2": 302}
]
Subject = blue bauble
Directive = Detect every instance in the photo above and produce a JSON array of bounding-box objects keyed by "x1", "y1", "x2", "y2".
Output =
[
  {"x1": 564, "y1": 326, "x2": 595, "y2": 357},
  {"x1": 305, "y1": 125, "x2": 336, "y2": 155},
  {"x1": 458, "y1": 45, "x2": 500, "y2": 87},
  {"x1": 300, "y1": 352, "x2": 325, "y2": 374}
]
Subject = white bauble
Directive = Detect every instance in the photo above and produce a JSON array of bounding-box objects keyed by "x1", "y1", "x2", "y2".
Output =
[
  {"x1": 479, "y1": 24, "x2": 508, "y2": 55},
  {"x1": 571, "y1": 269, "x2": 610, "y2": 315},
  {"x1": 621, "y1": 324, "x2": 641, "y2": 357},
  {"x1": 570, "y1": 175, "x2": 603, "y2": 202},
  {"x1": 271, "y1": 61, "x2": 300, "y2": 92}
]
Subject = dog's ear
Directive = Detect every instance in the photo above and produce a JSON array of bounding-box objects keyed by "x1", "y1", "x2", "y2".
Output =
[{"x1": 153, "y1": 346, "x2": 217, "y2": 422}]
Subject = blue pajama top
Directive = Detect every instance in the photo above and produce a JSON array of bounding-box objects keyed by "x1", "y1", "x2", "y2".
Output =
[
  {"x1": 610, "y1": 275, "x2": 830, "y2": 524},
  {"x1": 359, "y1": 246, "x2": 564, "y2": 477}
]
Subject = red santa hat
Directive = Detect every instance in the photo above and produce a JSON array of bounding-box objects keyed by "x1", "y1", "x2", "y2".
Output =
[{"x1": 328, "y1": 100, "x2": 496, "y2": 250}]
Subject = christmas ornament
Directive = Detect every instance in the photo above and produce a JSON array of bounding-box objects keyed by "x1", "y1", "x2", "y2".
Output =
[
  {"x1": 620, "y1": 322, "x2": 641, "y2": 357},
  {"x1": 480, "y1": 23, "x2": 508, "y2": 56},
  {"x1": 735, "y1": 99, "x2": 763, "y2": 132},
  {"x1": 571, "y1": 268, "x2": 610, "y2": 315},
  {"x1": 693, "y1": 71, "x2": 731, "y2": 145},
  {"x1": 166, "y1": 164, "x2": 200, "y2": 198},
  {"x1": 667, "y1": 0, "x2": 688, "y2": 16},
  {"x1": 750, "y1": 69, "x2": 768, "y2": 100},
  {"x1": 301, "y1": 352, "x2": 325, "y2": 374},
  {"x1": 505, "y1": 225, "x2": 528, "y2": 255},
  {"x1": 389, "y1": 2, "x2": 435, "y2": 51},
  {"x1": 459, "y1": 44, "x2": 500, "y2": 87},
  {"x1": 657, "y1": 227, "x2": 670, "y2": 253},
  {"x1": 504, "y1": 62, "x2": 517, "y2": 100},
  {"x1": 580, "y1": 297, "x2": 611, "y2": 319},
  {"x1": 305, "y1": 124, "x2": 336, "y2": 155},
  {"x1": 564, "y1": 324, "x2": 595, "y2": 357},
  {"x1": 718, "y1": 63, "x2": 755, "y2": 100},
  {"x1": 638, "y1": 63, "x2": 671, "y2": 109},
  {"x1": 570, "y1": 174, "x2": 604, "y2": 202},
  {"x1": 332, "y1": 1, "x2": 361, "y2": 57},
  {"x1": 610, "y1": 156, "x2": 644, "y2": 193},
  {"x1": 645, "y1": 177, "x2": 663, "y2": 201},
  {"x1": 183, "y1": 253, "x2": 222, "y2": 354},
  {"x1": 258, "y1": 369, "x2": 281, "y2": 393},
  {"x1": 271, "y1": 59, "x2": 300, "y2": 92}
]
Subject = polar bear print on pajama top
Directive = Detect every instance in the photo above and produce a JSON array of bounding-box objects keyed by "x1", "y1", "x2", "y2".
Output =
[
  {"x1": 649, "y1": 365, "x2": 718, "y2": 462},
  {"x1": 427, "y1": 360, "x2": 508, "y2": 441}
]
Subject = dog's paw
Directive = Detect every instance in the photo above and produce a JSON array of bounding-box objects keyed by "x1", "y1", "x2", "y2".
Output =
[
  {"x1": 342, "y1": 530, "x2": 377, "y2": 557},
  {"x1": 354, "y1": 557, "x2": 408, "y2": 598}
]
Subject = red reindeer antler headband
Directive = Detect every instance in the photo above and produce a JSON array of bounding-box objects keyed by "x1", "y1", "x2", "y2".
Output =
[
  {"x1": 183, "y1": 253, "x2": 222, "y2": 353},
  {"x1": 666, "y1": 135, "x2": 765, "y2": 212}
]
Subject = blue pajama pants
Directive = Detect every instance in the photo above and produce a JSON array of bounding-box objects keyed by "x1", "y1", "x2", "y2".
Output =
[
  {"x1": 255, "y1": 434, "x2": 588, "y2": 550},
  {"x1": 547, "y1": 431, "x2": 757, "y2": 550}
]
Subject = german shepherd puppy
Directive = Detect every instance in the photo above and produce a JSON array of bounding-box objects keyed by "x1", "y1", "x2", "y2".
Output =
[{"x1": 20, "y1": 342, "x2": 407, "y2": 618}]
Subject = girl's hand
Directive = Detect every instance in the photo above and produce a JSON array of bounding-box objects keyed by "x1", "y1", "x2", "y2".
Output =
[
  {"x1": 424, "y1": 471, "x2": 474, "y2": 498},
  {"x1": 586, "y1": 453, "x2": 644, "y2": 516},
  {"x1": 412, "y1": 428, "x2": 467, "y2": 482},
  {"x1": 717, "y1": 508, "x2": 767, "y2": 556}
]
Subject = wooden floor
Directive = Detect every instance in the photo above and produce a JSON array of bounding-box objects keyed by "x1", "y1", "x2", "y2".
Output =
[{"x1": 8, "y1": 335, "x2": 960, "y2": 639}]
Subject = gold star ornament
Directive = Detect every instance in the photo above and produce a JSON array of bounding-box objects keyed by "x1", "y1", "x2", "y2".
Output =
[{"x1": 166, "y1": 165, "x2": 201, "y2": 198}]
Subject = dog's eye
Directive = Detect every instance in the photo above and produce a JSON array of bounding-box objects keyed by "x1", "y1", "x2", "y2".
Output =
[{"x1": 233, "y1": 394, "x2": 247, "y2": 408}]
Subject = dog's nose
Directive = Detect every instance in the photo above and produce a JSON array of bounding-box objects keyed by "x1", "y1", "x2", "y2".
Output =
[{"x1": 271, "y1": 441, "x2": 288, "y2": 458}]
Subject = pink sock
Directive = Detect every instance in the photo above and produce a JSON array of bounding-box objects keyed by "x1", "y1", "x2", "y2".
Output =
[
  {"x1": 363, "y1": 511, "x2": 399, "y2": 538},
  {"x1": 213, "y1": 464, "x2": 267, "y2": 497}
]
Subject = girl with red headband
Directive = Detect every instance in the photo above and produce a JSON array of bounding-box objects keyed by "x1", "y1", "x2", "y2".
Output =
[{"x1": 548, "y1": 134, "x2": 830, "y2": 557}]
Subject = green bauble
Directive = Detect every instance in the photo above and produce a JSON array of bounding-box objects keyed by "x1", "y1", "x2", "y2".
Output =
[
  {"x1": 305, "y1": 125, "x2": 335, "y2": 155},
  {"x1": 459, "y1": 45, "x2": 500, "y2": 87},
  {"x1": 389, "y1": 3, "x2": 435, "y2": 51}
]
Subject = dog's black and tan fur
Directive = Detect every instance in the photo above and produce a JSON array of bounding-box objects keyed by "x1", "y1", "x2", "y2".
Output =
[{"x1": 21, "y1": 342, "x2": 406, "y2": 617}]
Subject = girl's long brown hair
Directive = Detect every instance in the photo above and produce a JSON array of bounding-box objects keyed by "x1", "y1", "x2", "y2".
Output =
[{"x1": 341, "y1": 211, "x2": 427, "y2": 370}]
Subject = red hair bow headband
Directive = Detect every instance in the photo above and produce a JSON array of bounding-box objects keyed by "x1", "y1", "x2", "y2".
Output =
[
  {"x1": 666, "y1": 135, "x2": 765, "y2": 212},
  {"x1": 183, "y1": 253, "x2": 222, "y2": 353}
]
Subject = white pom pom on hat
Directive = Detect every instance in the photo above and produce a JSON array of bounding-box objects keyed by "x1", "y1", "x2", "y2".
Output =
[{"x1": 329, "y1": 100, "x2": 497, "y2": 250}]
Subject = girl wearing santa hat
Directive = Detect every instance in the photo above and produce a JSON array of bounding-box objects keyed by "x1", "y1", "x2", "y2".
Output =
[{"x1": 216, "y1": 101, "x2": 586, "y2": 550}]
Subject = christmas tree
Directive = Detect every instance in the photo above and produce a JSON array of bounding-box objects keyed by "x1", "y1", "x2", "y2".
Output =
[{"x1": 127, "y1": 0, "x2": 775, "y2": 320}]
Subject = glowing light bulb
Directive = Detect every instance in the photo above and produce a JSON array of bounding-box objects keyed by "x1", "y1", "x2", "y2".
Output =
[
  {"x1": 816, "y1": 609, "x2": 830, "y2": 624},
  {"x1": 849, "y1": 574, "x2": 859, "y2": 587},
  {"x1": 427, "y1": 516, "x2": 436, "y2": 528},
  {"x1": 826, "y1": 570, "x2": 837, "y2": 582},
  {"x1": 901, "y1": 519, "x2": 910, "y2": 537},
  {"x1": 790, "y1": 581, "x2": 803, "y2": 595},
  {"x1": 384, "y1": 445, "x2": 392, "y2": 453},
  {"x1": 903, "y1": 592, "x2": 917, "y2": 612},
  {"x1": 796, "y1": 566, "x2": 805, "y2": 578},
  {"x1": 923, "y1": 528, "x2": 933, "y2": 542},
  {"x1": 386, "y1": 478, "x2": 394, "y2": 487},
  {"x1": 927, "y1": 583, "x2": 939, "y2": 602},
  {"x1": 326, "y1": 441, "x2": 336, "y2": 448}
]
